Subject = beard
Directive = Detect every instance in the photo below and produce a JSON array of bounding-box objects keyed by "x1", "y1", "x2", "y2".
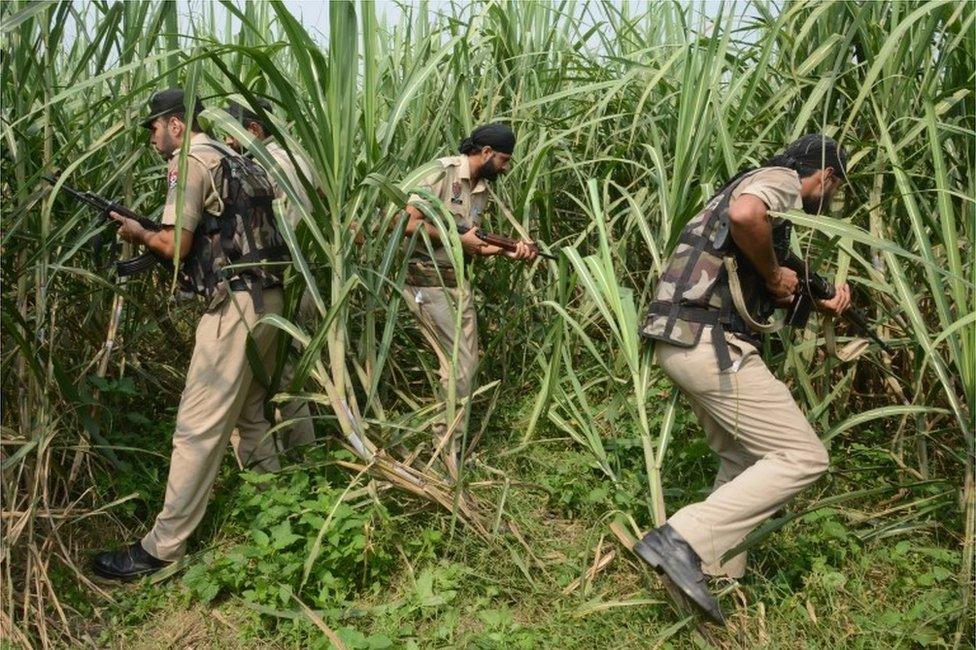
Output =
[
  {"x1": 155, "y1": 132, "x2": 179, "y2": 159},
  {"x1": 155, "y1": 144, "x2": 173, "y2": 160},
  {"x1": 480, "y1": 158, "x2": 501, "y2": 182},
  {"x1": 802, "y1": 192, "x2": 832, "y2": 215}
]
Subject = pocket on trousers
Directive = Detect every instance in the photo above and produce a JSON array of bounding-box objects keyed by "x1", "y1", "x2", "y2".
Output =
[
  {"x1": 194, "y1": 307, "x2": 223, "y2": 343},
  {"x1": 722, "y1": 334, "x2": 757, "y2": 374}
]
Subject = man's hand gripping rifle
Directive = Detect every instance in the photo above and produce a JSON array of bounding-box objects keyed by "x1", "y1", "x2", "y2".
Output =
[
  {"x1": 44, "y1": 175, "x2": 164, "y2": 276},
  {"x1": 456, "y1": 224, "x2": 557, "y2": 260},
  {"x1": 774, "y1": 225, "x2": 892, "y2": 354}
]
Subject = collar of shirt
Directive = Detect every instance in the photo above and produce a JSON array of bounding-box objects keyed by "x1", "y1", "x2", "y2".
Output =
[
  {"x1": 457, "y1": 154, "x2": 487, "y2": 195},
  {"x1": 263, "y1": 137, "x2": 281, "y2": 154},
  {"x1": 169, "y1": 131, "x2": 215, "y2": 159}
]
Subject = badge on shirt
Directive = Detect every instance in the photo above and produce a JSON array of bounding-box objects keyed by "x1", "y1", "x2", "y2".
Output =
[
  {"x1": 451, "y1": 181, "x2": 463, "y2": 204},
  {"x1": 167, "y1": 169, "x2": 178, "y2": 189}
]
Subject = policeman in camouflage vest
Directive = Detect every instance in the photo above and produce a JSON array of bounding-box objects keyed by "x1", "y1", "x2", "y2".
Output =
[
  {"x1": 636, "y1": 135, "x2": 852, "y2": 624},
  {"x1": 400, "y1": 123, "x2": 537, "y2": 478},
  {"x1": 224, "y1": 98, "x2": 316, "y2": 454},
  {"x1": 91, "y1": 88, "x2": 290, "y2": 580}
]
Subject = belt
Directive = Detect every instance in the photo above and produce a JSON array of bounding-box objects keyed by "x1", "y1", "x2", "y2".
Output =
[
  {"x1": 227, "y1": 278, "x2": 281, "y2": 293},
  {"x1": 405, "y1": 263, "x2": 458, "y2": 288},
  {"x1": 229, "y1": 278, "x2": 249, "y2": 292}
]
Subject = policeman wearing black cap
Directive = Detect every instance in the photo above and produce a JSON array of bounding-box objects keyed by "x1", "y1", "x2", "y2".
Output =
[
  {"x1": 223, "y1": 98, "x2": 317, "y2": 453},
  {"x1": 399, "y1": 123, "x2": 537, "y2": 478},
  {"x1": 223, "y1": 99, "x2": 314, "y2": 232},
  {"x1": 635, "y1": 134, "x2": 853, "y2": 624},
  {"x1": 92, "y1": 88, "x2": 286, "y2": 580},
  {"x1": 138, "y1": 87, "x2": 204, "y2": 129}
]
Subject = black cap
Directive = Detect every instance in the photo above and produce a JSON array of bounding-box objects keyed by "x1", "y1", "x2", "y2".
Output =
[
  {"x1": 227, "y1": 98, "x2": 274, "y2": 125},
  {"x1": 783, "y1": 134, "x2": 848, "y2": 180},
  {"x1": 141, "y1": 88, "x2": 204, "y2": 129},
  {"x1": 458, "y1": 122, "x2": 517, "y2": 155}
]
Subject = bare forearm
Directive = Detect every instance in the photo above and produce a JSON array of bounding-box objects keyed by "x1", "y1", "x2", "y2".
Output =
[
  {"x1": 401, "y1": 204, "x2": 449, "y2": 249},
  {"x1": 138, "y1": 227, "x2": 191, "y2": 260},
  {"x1": 404, "y1": 216, "x2": 444, "y2": 247},
  {"x1": 727, "y1": 194, "x2": 799, "y2": 303},
  {"x1": 729, "y1": 218, "x2": 778, "y2": 281},
  {"x1": 401, "y1": 206, "x2": 502, "y2": 257},
  {"x1": 110, "y1": 211, "x2": 192, "y2": 260}
]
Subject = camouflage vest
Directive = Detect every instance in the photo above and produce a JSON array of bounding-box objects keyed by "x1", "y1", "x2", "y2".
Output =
[
  {"x1": 183, "y1": 142, "x2": 290, "y2": 312},
  {"x1": 640, "y1": 171, "x2": 785, "y2": 370}
]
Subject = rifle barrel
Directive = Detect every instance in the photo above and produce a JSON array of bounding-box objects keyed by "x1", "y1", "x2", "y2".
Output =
[
  {"x1": 45, "y1": 174, "x2": 161, "y2": 231},
  {"x1": 842, "y1": 307, "x2": 894, "y2": 354}
]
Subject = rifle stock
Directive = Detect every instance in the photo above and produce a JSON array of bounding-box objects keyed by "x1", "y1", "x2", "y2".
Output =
[{"x1": 457, "y1": 225, "x2": 557, "y2": 260}]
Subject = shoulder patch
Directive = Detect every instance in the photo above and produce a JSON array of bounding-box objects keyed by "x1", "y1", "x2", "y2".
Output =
[{"x1": 167, "y1": 168, "x2": 178, "y2": 188}]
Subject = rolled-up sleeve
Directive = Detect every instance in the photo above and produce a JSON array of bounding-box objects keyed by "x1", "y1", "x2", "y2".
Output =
[
  {"x1": 739, "y1": 168, "x2": 801, "y2": 224},
  {"x1": 407, "y1": 169, "x2": 446, "y2": 217}
]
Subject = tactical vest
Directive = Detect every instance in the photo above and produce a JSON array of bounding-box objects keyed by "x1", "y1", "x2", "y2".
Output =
[
  {"x1": 640, "y1": 170, "x2": 787, "y2": 370},
  {"x1": 182, "y1": 142, "x2": 291, "y2": 312}
]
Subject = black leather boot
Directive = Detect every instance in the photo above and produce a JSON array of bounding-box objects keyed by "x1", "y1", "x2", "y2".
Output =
[
  {"x1": 634, "y1": 524, "x2": 726, "y2": 625},
  {"x1": 91, "y1": 542, "x2": 170, "y2": 581}
]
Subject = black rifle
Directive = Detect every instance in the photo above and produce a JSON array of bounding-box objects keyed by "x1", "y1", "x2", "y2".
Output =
[
  {"x1": 774, "y1": 225, "x2": 892, "y2": 354},
  {"x1": 44, "y1": 175, "x2": 163, "y2": 276}
]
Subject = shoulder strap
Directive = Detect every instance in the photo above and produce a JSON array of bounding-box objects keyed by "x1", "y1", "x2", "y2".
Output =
[
  {"x1": 724, "y1": 256, "x2": 784, "y2": 333},
  {"x1": 191, "y1": 139, "x2": 239, "y2": 159},
  {"x1": 710, "y1": 169, "x2": 765, "y2": 252},
  {"x1": 185, "y1": 151, "x2": 224, "y2": 216}
]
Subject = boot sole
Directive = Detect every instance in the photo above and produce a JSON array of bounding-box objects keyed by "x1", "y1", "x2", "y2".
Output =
[
  {"x1": 633, "y1": 538, "x2": 726, "y2": 625},
  {"x1": 91, "y1": 564, "x2": 163, "y2": 582},
  {"x1": 91, "y1": 570, "x2": 152, "y2": 583}
]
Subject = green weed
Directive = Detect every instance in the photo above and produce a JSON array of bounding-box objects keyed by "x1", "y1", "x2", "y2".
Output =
[{"x1": 183, "y1": 469, "x2": 393, "y2": 610}]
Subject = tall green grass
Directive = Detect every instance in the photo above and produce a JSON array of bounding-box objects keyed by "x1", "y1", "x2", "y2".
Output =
[{"x1": 1, "y1": 0, "x2": 972, "y2": 644}]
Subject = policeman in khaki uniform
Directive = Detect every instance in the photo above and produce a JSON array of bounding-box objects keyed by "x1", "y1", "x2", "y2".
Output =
[
  {"x1": 226, "y1": 100, "x2": 315, "y2": 231},
  {"x1": 91, "y1": 89, "x2": 289, "y2": 579},
  {"x1": 401, "y1": 123, "x2": 537, "y2": 477},
  {"x1": 637, "y1": 135, "x2": 852, "y2": 623},
  {"x1": 224, "y1": 99, "x2": 316, "y2": 453}
]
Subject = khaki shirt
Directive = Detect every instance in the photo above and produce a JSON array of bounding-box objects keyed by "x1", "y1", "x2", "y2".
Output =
[
  {"x1": 407, "y1": 155, "x2": 488, "y2": 267},
  {"x1": 731, "y1": 166, "x2": 802, "y2": 225},
  {"x1": 161, "y1": 132, "x2": 225, "y2": 233},
  {"x1": 265, "y1": 139, "x2": 313, "y2": 229}
]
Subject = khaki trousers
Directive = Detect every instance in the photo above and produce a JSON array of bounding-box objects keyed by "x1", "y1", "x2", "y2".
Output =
[
  {"x1": 275, "y1": 356, "x2": 315, "y2": 451},
  {"x1": 277, "y1": 285, "x2": 318, "y2": 450},
  {"x1": 231, "y1": 289, "x2": 316, "y2": 458},
  {"x1": 142, "y1": 289, "x2": 283, "y2": 561},
  {"x1": 656, "y1": 327, "x2": 829, "y2": 578},
  {"x1": 401, "y1": 283, "x2": 479, "y2": 466}
]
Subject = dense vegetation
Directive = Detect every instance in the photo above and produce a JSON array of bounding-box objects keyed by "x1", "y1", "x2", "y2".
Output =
[{"x1": 1, "y1": 0, "x2": 973, "y2": 647}]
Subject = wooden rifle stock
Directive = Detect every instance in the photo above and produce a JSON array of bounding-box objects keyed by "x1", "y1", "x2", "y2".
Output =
[{"x1": 457, "y1": 225, "x2": 557, "y2": 260}]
